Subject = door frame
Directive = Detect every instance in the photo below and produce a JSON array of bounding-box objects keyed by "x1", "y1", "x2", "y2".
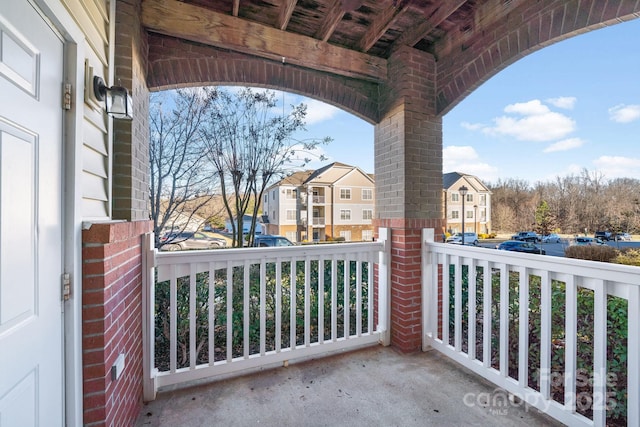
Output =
[{"x1": 28, "y1": 1, "x2": 85, "y2": 425}]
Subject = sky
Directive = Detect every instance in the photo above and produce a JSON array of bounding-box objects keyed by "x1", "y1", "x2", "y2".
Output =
[{"x1": 280, "y1": 17, "x2": 640, "y2": 185}]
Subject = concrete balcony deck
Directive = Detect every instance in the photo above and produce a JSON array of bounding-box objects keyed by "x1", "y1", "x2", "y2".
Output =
[{"x1": 136, "y1": 346, "x2": 560, "y2": 427}]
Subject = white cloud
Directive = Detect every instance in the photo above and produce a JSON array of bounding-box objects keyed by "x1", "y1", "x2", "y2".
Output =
[
  {"x1": 608, "y1": 104, "x2": 640, "y2": 123},
  {"x1": 443, "y1": 146, "x2": 499, "y2": 182},
  {"x1": 461, "y1": 121, "x2": 484, "y2": 131},
  {"x1": 546, "y1": 97, "x2": 577, "y2": 109},
  {"x1": 301, "y1": 99, "x2": 341, "y2": 125},
  {"x1": 471, "y1": 99, "x2": 577, "y2": 142},
  {"x1": 504, "y1": 100, "x2": 550, "y2": 115},
  {"x1": 593, "y1": 155, "x2": 640, "y2": 179},
  {"x1": 543, "y1": 137, "x2": 585, "y2": 153}
]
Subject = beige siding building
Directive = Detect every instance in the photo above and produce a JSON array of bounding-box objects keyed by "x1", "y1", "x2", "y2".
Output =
[
  {"x1": 263, "y1": 163, "x2": 375, "y2": 242},
  {"x1": 443, "y1": 172, "x2": 492, "y2": 236}
]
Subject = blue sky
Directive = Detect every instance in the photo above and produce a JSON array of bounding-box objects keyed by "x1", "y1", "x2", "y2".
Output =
[{"x1": 283, "y1": 17, "x2": 640, "y2": 185}]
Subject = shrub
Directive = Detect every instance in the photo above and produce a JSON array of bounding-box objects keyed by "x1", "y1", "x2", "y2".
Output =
[
  {"x1": 613, "y1": 248, "x2": 640, "y2": 266},
  {"x1": 564, "y1": 245, "x2": 618, "y2": 262}
]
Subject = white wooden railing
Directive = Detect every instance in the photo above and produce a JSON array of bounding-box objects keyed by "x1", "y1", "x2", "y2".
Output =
[
  {"x1": 143, "y1": 229, "x2": 391, "y2": 400},
  {"x1": 421, "y1": 229, "x2": 639, "y2": 427}
]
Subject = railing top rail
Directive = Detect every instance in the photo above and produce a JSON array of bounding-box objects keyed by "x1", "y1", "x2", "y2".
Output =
[
  {"x1": 425, "y1": 241, "x2": 640, "y2": 287},
  {"x1": 155, "y1": 240, "x2": 385, "y2": 265}
]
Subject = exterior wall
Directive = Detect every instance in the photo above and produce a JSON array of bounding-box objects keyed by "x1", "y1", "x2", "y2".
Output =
[{"x1": 81, "y1": 220, "x2": 152, "y2": 426}]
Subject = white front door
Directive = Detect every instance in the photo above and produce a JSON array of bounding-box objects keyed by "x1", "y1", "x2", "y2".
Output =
[{"x1": 0, "y1": 1, "x2": 65, "y2": 426}]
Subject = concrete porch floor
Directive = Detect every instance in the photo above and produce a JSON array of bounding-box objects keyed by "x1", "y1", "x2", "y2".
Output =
[{"x1": 136, "y1": 346, "x2": 562, "y2": 427}]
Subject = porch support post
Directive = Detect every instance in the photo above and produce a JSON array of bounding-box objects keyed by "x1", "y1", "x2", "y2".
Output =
[{"x1": 374, "y1": 46, "x2": 445, "y2": 352}]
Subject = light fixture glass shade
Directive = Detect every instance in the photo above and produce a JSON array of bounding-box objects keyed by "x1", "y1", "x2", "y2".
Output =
[
  {"x1": 458, "y1": 185, "x2": 468, "y2": 196},
  {"x1": 93, "y1": 76, "x2": 133, "y2": 120},
  {"x1": 105, "y1": 86, "x2": 133, "y2": 120}
]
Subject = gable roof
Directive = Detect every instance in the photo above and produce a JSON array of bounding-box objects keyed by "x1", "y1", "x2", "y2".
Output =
[{"x1": 443, "y1": 172, "x2": 491, "y2": 193}]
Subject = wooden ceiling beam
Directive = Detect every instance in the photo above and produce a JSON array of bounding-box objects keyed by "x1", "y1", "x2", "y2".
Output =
[
  {"x1": 390, "y1": 0, "x2": 466, "y2": 53},
  {"x1": 277, "y1": 0, "x2": 298, "y2": 31},
  {"x1": 142, "y1": 0, "x2": 387, "y2": 82},
  {"x1": 315, "y1": 0, "x2": 345, "y2": 42},
  {"x1": 358, "y1": 2, "x2": 411, "y2": 52}
]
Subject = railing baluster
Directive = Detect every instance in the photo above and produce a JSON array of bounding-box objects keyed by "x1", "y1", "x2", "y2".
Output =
[
  {"x1": 482, "y1": 261, "x2": 491, "y2": 368},
  {"x1": 318, "y1": 256, "x2": 325, "y2": 344},
  {"x1": 304, "y1": 255, "x2": 310, "y2": 347},
  {"x1": 540, "y1": 270, "x2": 551, "y2": 399},
  {"x1": 208, "y1": 262, "x2": 215, "y2": 366},
  {"x1": 243, "y1": 260, "x2": 250, "y2": 359},
  {"x1": 564, "y1": 275, "x2": 577, "y2": 413},
  {"x1": 468, "y1": 259, "x2": 476, "y2": 360},
  {"x1": 344, "y1": 259, "x2": 350, "y2": 339},
  {"x1": 226, "y1": 262, "x2": 232, "y2": 362},
  {"x1": 356, "y1": 255, "x2": 362, "y2": 337},
  {"x1": 170, "y1": 265, "x2": 177, "y2": 373},
  {"x1": 260, "y1": 259, "x2": 266, "y2": 356},
  {"x1": 517, "y1": 266, "x2": 529, "y2": 388},
  {"x1": 189, "y1": 263, "x2": 197, "y2": 369},
  {"x1": 290, "y1": 258, "x2": 296, "y2": 350},
  {"x1": 454, "y1": 255, "x2": 462, "y2": 351},
  {"x1": 367, "y1": 256, "x2": 373, "y2": 335},
  {"x1": 629, "y1": 283, "x2": 640, "y2": 426},
  {"x1": 331, "y1": 256, "x2": 337, "y2": 342},
  {"x1": 593, "y1": 279, "x2": 607, "y2": 427},
  {"x1": 442, "y1": 254, "x2": 451, "y2": 345},
  {"x1": 275, "y1": 258, "x2": 282, "y2": 353},
  {"x1": 499, "y1": 264, "x2": 509, "y2": 377}
]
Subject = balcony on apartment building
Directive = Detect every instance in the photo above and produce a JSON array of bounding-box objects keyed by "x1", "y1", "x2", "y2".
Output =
[{"x1": 137, "y1": 230, "x2": 639, "y2": 427}]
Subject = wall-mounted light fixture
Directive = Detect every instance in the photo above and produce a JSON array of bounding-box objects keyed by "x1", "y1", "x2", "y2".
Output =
[{"x1": 93, "y1": 76, "x2": 133, "y2": 120}]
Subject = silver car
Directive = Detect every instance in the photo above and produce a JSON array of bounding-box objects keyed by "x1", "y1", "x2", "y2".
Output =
[
  {"x1": 160, "y1": 231, "x2": 227, "y2": 251},
  {"x1": 446, "y1": 232, "x2": 479, "y2": 246}
]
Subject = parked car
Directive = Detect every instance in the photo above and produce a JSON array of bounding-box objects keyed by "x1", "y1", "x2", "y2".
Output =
[
  {"x1": 594, "y1": 231, "x2": 612, "y2": 241},
  {"x1": 511, "y1": 231, "x2": 540, "y2": 242},
  {"x1": 253, "y1": 235, "x2": 295, "y2": 247},
  {"x1": 446, "y1": 232, "x2": 479, "y2": 246},
  {"x1": 615, "y1": 232, "x2": 632, "y2": 241},
  {"x1": 575, "y1": 237, "x2": 605, "y2": 246},
  {"x1": 496, "y1": 240, "x2": 546, "y2": 255},
  {"x1": 541, "y1": 233, "x2": 562, "y2": 243},
  {"x1": 160, "y1": 231, "x2": 227, "y2": 251}
]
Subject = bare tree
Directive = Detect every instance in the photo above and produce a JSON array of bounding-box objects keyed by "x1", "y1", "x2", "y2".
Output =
[
  {"x1": 149, "y1": 88, "x2": 221, "y2": 248},
  {"x1": 201, "y1": 88, "x2": 330, "y2": 247}
]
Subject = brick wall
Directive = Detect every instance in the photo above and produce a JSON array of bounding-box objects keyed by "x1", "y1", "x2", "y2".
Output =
[
  {"x1": 82, "y1": 220, "x2": 152, "y2": 426},
  {"x1": 113, "y1": 0, "x2": 150, "y2": 221}
]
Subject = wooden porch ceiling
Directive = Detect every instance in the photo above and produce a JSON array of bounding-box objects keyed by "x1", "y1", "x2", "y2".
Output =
[{"x1": 141, "y1": 0, "x2": 524, "y2": 83}]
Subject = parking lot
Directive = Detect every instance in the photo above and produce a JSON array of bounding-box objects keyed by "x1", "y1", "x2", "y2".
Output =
[{"x1": 476, "y1": 237, "x2": 640, "y2": 257}]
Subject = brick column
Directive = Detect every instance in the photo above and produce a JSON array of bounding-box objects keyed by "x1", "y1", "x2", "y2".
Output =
[
  {"x1": 113, "y1": 0, "x2": 150, "y2": 221},
  {"x1": 82, "y1": 220, "x2": 152, "y2": 426},
  {"x1": 374, "y1": 46, "x2": 445, "y2": 352}
]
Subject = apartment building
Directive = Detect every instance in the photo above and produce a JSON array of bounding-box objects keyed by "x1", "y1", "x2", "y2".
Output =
[
  {"x1": 262, "y1": 163, "x2": 375, "y2": 242},
  {"x1": 443, "y1": 172, "x2": 492, "y2": 235}
]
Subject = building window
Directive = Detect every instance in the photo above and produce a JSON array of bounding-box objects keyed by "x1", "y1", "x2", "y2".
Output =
[
  {"x1": 362, "y1": 229, "x2": 373, "y2": 241},
  {"x1": 272, "y1": 190, "x2": 276, "y2": 200},
  {"x1": 339, "y1": 230, "x2": 351, "y2": 241},
  {"x1": 466, "y1": 194, "x2": 473, "y2": 202},
  {"x1": 340, "y1": 188, "x2": 351, "y2": 200},
  {"x1": 451, "y1": 211, "x2": 459, "y2": 219},
  {"x1": 340, "y1": 209, "x2": 351, "y2": 220},
  {"x1": 467, "y1": 210, "x2": 473, "y2": 219},
  {"x1": 362, "y1": 188, "x2": 373, "y2": 200},
  {"x1": 362, "y1": 209, "x2": 373, "y2": 220},
  {"x1": 263, "y1": 194, "x2": 268, "y2": 204},
  {"x1": 286, "y1": 210, "x2": 296, "y2": 220},
  {"x1": 479, "y1": 194, "x2": 486, "y2": 205},
  {"x1": 286, "y1": 188, "x2": 297, "y2": 199},
  {"x1": 285, "y1": 231, "x2": 296, "y2": 242},
  {"x1": 451, "y1": 193, "x2": 459, "y2": 202},
  {"x1": 481, "y1": 209, "x2": 487, "y2": 221}
]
